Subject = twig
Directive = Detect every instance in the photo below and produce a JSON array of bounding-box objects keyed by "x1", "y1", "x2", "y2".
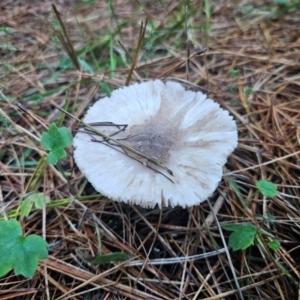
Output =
[{"x1": 58, "y1": 106, "x2": 174, "y2": 176}]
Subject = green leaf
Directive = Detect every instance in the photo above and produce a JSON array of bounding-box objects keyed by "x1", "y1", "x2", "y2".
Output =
[
  {"x1": 47, "y1": 152, "x2": 58, "y2": 164},
  {"x1": 255, "y1": 214, "x2": 276, "y2": 224},
  {"x1": 57, "y1": 127, "x2": 73, "y2": 148},
  {"x1": 256, "y1": 179, "x2": 278, "y2": 197},
  {"x1": 268, "y1": 240, "x2": 280, "y2": 250},
  {"x1": 52, "y1": 147, "x2": 67, "y2": 160},
  {"x1": 223, "y1": 223, "x2": 256, "y2": 232},
  {"x1": 79, "y1": 58, "x2": 94, "y2": 74},
  {"x1": 99, "y1": 81, "x2": 111, "y2": 97},
  {"x1": 76, "y1": 250, "x2": 128, "y2": 265},
  {"x1": 273, "y1": 0, "x2": 289, "y2": 4},
  {"x1": 224, "y1": 224, "x2": 257, "y2": 251},
  {"x1": 41, "y1": 132, "x2": 53, "y2": 150},
  {"x1": 0, "y1": 219, "x2": 48, "y2": 278},
  {"x1": 41, "y1": 123, "x2": 73, "y2": 165},
  {"x1": 20, "y1": 198, "x2": 34, "y2": 218},
  {"x1": 33, "y1": 193, "x2": 51, "y2": 209},
  {"x1": 21, "y1": 193, "x2": 51, "y2": 217}
]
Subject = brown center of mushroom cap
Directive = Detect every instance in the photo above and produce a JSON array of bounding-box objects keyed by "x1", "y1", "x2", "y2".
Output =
[
  {"x1": 118, "y1": 92, "x2": 189, "y2": 165},
  {"x1": 125, "y1": 123, "x2": 177, "y2": 164}
]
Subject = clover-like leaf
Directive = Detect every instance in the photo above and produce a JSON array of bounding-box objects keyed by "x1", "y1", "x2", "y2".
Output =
[
  {"x1": 41, "y1": 123, "x2": 72, "y2": 165},
  {"x1": 47, "y1": 151, "x2": 59, "y2": 165},
  {"x1": 21, "y1": 193, "x2": 51, "y2": 217},
  {"x1": 0, "y1": 219, "x2": 48, "y2": 278},
  {"x1": 268, "y1": 240, "x2": 280, "y2": 250},
  {"x1": 41, "y1": 131, "x2": 53, "y2": 150},
  {"x1": 256, "y1": 179, "x2": 278, "y2": 198},
  {"x1": 224, "y1": 224, "x2": 257, "y2": 251}
]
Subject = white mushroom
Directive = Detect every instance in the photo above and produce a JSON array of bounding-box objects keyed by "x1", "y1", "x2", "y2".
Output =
[{"x1": 73, "y1": 80, "x2": 237, "y2": 208}]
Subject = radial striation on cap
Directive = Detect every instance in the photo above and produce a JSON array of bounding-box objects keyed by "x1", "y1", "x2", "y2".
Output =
[{"x1": 73, "y1": 80, "x2": 238, "y2": 208}]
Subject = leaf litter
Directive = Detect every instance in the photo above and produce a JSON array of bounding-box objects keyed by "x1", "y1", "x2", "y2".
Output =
[{"x1": 1, "y1": 0, "x2": 300, "y2": 299}]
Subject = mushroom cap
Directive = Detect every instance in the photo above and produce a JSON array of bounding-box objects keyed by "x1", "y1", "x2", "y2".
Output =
[{"x1": 73, "y1": 80, "x2": 237, "y2": 208}]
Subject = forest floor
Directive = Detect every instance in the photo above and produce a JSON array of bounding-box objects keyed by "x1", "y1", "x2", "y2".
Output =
[{"x1": 1, "y1": 0, "x2": 300, "y2": 299}]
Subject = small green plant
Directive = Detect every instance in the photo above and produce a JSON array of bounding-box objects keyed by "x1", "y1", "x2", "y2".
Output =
[
  {"x1": 41, "y1": 123, "x2": 73, "y2": 164},
  {"x1": 1, "y1": 26, "x2": 12, "y2": 35},
  {"x1": 224, "y1": 180, "x2": 280, "y2": 255},
  {"x1": 0, "y1": 219, "x2": 48, "y2": 278},
  {"x1": 1, "y1": 26, "x2": 18, "y2": 53},
  {"x1": 268, "y1": 240, "x2": 280, "y2": 250},
  {"x1": 229, "y1": 68, "x2": 239, "y2": 79},
  {"x1": 256, "y1": 179, "x2": 278, "y2": 197},
  {"x1": 21, "y1": 193, "x2": 51, "y2": 217},
  {"x1": 223, "y1": 223, "x2": 280, "y2": 251},
  {"x1": 223, "y1": 224, "x2": 257, "y2": 251},
  {"x1": 244, "y1": 86, "x2": 253, "y2": 96},
  {"x1": 76, "y1": 250, "x2": 128, "y2": 265}
]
